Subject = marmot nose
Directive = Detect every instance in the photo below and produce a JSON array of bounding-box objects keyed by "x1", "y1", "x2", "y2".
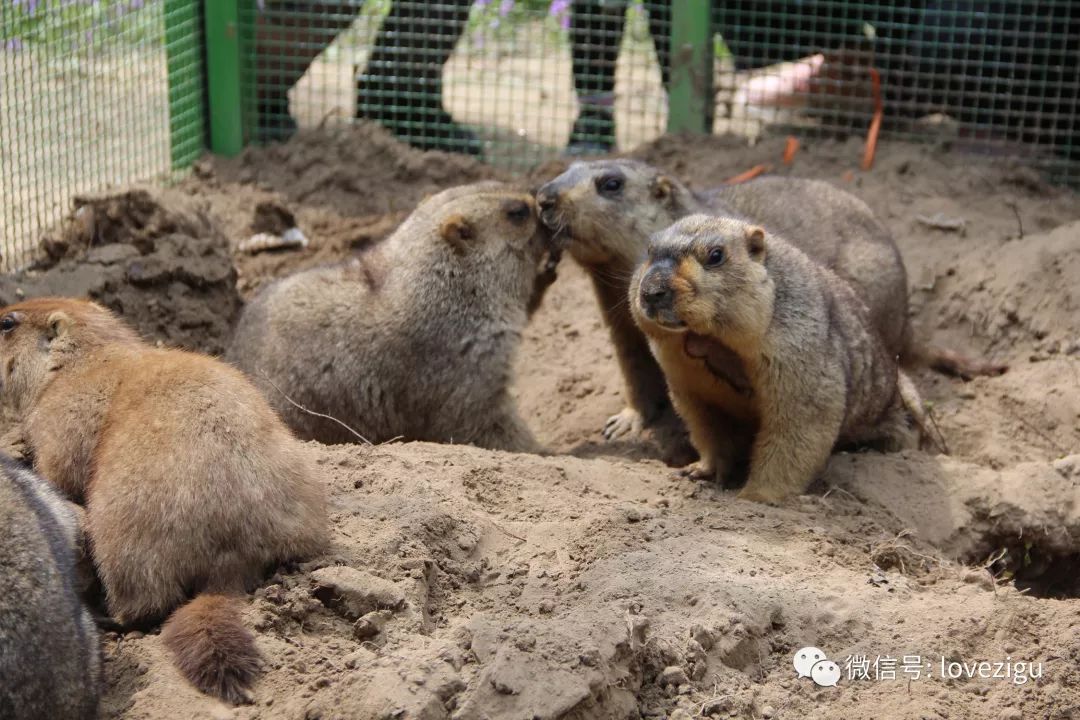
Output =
[
  {"x1": 640, "y1": 267, "x2": 675, "y2": 313},
  {"x1": 536, "y1": 189, "x2": 557, "y2": 213}
]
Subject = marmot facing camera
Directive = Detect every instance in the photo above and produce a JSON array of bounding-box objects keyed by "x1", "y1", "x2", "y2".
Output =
[{"x1": 630, "y1": 216, "x2": 921, "y2": 503}]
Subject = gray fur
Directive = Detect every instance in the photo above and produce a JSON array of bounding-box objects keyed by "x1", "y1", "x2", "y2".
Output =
[
  {"x1": 0, "y1": 455, "x2": 101, "y2": 720},
  {"x1": 536, "y1": 160, "x2": 910, "y2": 457},
  {"x1": 228, "y1": 183, "x2": 548, "y2": 451}
]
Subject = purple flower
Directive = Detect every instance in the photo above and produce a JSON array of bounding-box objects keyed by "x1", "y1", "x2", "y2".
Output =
[
  {"x1": 498, "y1": 0, "x2": 513, "y2": 17},
  {"x1": 12, "y1": 0, "x2": 40, "y2": 15},
  {"x1": 129, "y1": 0, "x2": 145, "y2": 9},
  {"x1": 549, "y1": 0, "x2": 570, "y2": 29},
  {"x1": 4, "y1": 37, "x2": 25, "y2": 52},
  {"x1": 473, "y1": 0, "x2": 491, "y2": 6}
]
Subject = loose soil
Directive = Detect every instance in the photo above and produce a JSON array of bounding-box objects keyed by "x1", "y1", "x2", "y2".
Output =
[{"x1": 3, "y1": 122, "x2": 1080, "y2": 720}]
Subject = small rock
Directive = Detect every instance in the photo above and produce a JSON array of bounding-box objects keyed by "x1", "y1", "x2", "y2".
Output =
[
  {"x1": 690, "y1": 623, "x2": 715, "y2": 650},
  {"x1": 1052, "y1": 454, "x2": 1080, "y2": 479},
  {"x1": 701, "y1": 696, "x2": 735, "y2": 716},
  {"x1": 960, "y1": 568, "x2": 995, "y2": 591},
  {"x1": 658, "y1": 665, "x2": 689, "y2": 687},
  {"x1": 352, "y1": 611, "x2": 389, "y2": 640},
  {"x1": 998, "y1": 709, "x2": 1023, "y2": 720},
  {"x1": 761, "y1": 706, "x2": 776, "y2": 719},
  {"x1": 538, "y1": 600, "x2": 554, "y2": 614},
  {"x1": 579, "y1": 648, "x2": 601, "y2": 667},
  {"x1": 310, "y1": 566, "x2": 405, "y2": 619},
  {"x1": 668, "y1": 710, "x2": 694, "y2": 720}
]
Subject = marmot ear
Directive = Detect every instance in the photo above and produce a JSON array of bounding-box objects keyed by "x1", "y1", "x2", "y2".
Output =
[
  {"x1": 46, "y1": 311, "x2": 72, "y2": 341},
  {"x1": 744, "y1": 226, "x2": 767, "y2": 262},
  {"x1": 440, "y1": 213, "x2": 475, "y2": 252},
  {"x1": 651, "y1": 175, "x2": 674, "y2": 203}
]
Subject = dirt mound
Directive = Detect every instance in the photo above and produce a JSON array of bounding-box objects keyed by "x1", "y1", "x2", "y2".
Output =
[
  {"x1": 5, "y1": 129, "x2": 1080, "y2": 719},
  {"x1": 209, "y1": 123, "x2": 510, "y2": 219},
  {"x1": 0, "y1": 188, "x2": 239, "y2": 355}
]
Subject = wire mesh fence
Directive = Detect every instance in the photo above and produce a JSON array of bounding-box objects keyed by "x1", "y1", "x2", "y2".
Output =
[
  {"x1": 1, "y1": 0, "x2": 205, "y2": 270},
  {"x1": 240, "y1": 1, "x2": 673, "y2": 168},
  {"x1": 3, "y1": 1, "x2": 1079, "y2": 269}
]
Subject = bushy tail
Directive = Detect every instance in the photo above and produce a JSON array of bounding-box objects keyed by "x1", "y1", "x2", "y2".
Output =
[{"x1": 160, "y1": 594, "x2": 261, "y2": 705}]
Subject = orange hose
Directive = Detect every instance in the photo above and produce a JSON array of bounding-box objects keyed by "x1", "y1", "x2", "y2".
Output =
[
  {"x1": 725, "y1": 164, "x2": 771, "y2": 185},
  {"x1": 783, "y1": 136, "x2": 799, "y2": 165},
  {"x1": 861, "y1": 68, "x2": 883, "y2": 171}
]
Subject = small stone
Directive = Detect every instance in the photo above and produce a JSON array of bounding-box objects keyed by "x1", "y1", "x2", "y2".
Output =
[
  {"x1": 690, "y1": 623, "x2": 715, "y2": 650},
  {"x1": 701, "y1": 696, "x2": 734, "y2": 716},
  {"x1": 761, "y1": 706, "x2": 776, "y2": 719},
  {"x1": 352, "y1": 611, "x2": 388, "y2": 640},
  {"x1": 125, "y1": 631, "x2": 145, "y2": 640},
  {"x1": 998, "y1": 710, "x2": 1023, "y2": 720},
  {"x1": 538, "y1": 600, "x2": 554, "y2": 614},
  {"x1": 579, "y1": 648, "x2": 601, "y2": 667},
  {"x1": 310, "y1": 566, "x2": 405, "y2": 619},
  {"x1": 658, "y1": 665, "x2": 689, "y2": 687},
  {"x1": 1052, "y1": 454, "x2": 1080, "y2": 479},
  {"x1": 668, "y1": 710, "x2": 694, "y2": 720}
]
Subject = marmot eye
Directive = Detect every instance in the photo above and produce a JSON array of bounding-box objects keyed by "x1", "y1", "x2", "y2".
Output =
[
  {"x1": 504, "y1": 200, "x2": 532, "y2": 224},
  {"x1": 595, "y1": 175, "x2": 624, "y2": 195},
  {"x1": 0, "y1": 314, "x2": 17, "y2": 334},
  {"x1": 705, "y1": 247, "x2": 726, "y2": 267}
]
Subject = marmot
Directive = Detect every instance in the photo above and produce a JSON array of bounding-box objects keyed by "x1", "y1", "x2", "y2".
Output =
[
  {"x1": 629, "y1": 215, "x2": 919, "y2": 503},
  {"x1": 0, "y1": 455, "x2": 101, "y2": 720},
  {"x1": 0, "y1": 298, "x2": 329, "y2": 704},
  {"x1": 536, "y1": 159, "x2": 1002, "y2": 448},
  {"x1": 228, "y1": 182, "x2": 556, "y2": 452}
]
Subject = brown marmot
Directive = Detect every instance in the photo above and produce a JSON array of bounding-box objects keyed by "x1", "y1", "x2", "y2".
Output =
[
  {"x1": 0, "y1": 297, "x2": 329, "y2": 704},
  {"x1": 536, "y1": 159, "x2": 1001, "y2": 449},
  {"x1": 228, "y1": 182, "x2": 556, "y2": 452},
  {"x1": 629, "y1": 215, "x2": 919, "y2": 503},
  {"x1": 0, "y1": 455, "x2": 101, "y2": 720}
]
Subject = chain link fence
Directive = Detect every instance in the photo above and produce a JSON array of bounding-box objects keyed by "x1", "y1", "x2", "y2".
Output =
[
  {"x1": 1, "y1": 0, "x2": 205, "y2": 269},
  {"x1": 3, "y1": 1, "x2": 1078, "y2": 269}
]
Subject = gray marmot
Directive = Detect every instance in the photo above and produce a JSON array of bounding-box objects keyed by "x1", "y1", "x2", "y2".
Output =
[
  {"x1": 629, "y1": 215, "x2": 922, "y2": 503},
  {"x1": 0, "y1": 297, "x2": 329, "y2": 704},
  {"x1": 0, "y1": 454, "x2": 101, "y2": 720},
  {"x1": 228, "y1": 182, "x2": 557, "y2": 452},
  {"x1": 536, "y1": 159, "x2": 1002, "y2": 450}
]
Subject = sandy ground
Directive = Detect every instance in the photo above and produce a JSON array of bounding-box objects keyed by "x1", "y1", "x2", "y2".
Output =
[{"x1": 1, "y1": 124, "x2": 1079, "y2": 719}]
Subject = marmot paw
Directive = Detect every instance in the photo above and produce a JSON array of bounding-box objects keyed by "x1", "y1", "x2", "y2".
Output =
[
  {"x1": 602, "y1": 407, "x2": 644, "y2": 441},
  {"x1": 676, "y1": 460, "x2": 717, "y2": 482}
]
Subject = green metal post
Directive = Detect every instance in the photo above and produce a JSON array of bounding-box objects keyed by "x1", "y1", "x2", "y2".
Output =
[
  {"x1": 164, "y1": 0, "x2": 205, "y2": 169},
  {"x1": 667, "y1": 0, "x2": 713, "y2": 135},
  {"x1": 204, "y1": 0, "x2": 244, "y2": 155}
]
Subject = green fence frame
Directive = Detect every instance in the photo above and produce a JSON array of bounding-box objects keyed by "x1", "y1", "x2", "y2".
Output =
[{"x1": 667, "y1": 0, "x2": 712, "y2": 135}]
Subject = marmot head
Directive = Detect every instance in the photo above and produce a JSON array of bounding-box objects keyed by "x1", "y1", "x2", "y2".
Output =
[
  {"x1": 398, "y1": 182, "x2": 552, "y2": 306},
  {"x1": 630, "y1": 216, "x2": 774, "y2": 342},
  {"x1": 535, "y1": 159, "x2": 695, "y2": 267},
  {"x1": 0, "y1": 298, "x2": 139, "y2": 413}
]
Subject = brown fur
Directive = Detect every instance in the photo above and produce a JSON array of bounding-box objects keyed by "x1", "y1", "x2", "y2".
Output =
[
  {"x1": 0, "y1": 297, "x2": 328, "y2": 703},
  {"x1": 630, "y1": 216, "x2": 918, "y2": 503},
  {"x1": 537, "y1": 159, "x2": 1002, "y2": 457},
  {"x1": 228, "y1": 182, "x2": 557, "y2": 451},
  {"x1": 161, "y1": 594, "x2": 261, "y2": 705}
]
